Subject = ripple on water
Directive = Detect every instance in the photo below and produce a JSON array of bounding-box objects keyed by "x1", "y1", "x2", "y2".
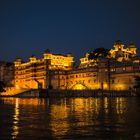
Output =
[{"x1": 0, "y1": 97, "x2": 140, "y2": 140}]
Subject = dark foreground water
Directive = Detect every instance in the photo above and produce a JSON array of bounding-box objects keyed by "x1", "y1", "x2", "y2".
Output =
[{"x1": 0, "y1": 97, "x2": 140, "y2": 140}]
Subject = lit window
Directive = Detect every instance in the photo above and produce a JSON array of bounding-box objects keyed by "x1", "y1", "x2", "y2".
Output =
[{"x1": 123, "y1": 67, "x2": 126, "y2": 71}]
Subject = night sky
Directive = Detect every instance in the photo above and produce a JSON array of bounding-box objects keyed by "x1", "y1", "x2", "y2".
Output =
[{"x1": 0, "y1": 0, "x2": 140, "y2": 64}]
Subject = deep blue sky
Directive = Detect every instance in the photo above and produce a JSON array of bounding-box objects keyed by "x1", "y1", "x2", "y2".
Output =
[{"x1": 0, "y1": 0, "x2": 140, "y2": 63}]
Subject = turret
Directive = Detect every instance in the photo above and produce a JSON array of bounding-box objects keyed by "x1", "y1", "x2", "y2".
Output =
[
  {"x1": 29, "y1": 55, "x2": 37, "y2": 63},
  {"x1": 66, "y1": 53, "x2": 73, "y2": 57},
  {"x1": 127, "y1": 43, "x2": 137, "y2": 55},
  {"x1": 43, "y1": 49, "x2": 51, "y2": 59},
  {"x1": 113, "y1": 40, "x2": 124, "y2": 50},
  {"x1": 14, "y1": 57, "x2": 22, "y2": 66}
]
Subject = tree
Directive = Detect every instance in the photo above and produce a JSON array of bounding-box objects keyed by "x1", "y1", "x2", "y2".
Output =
[
  {"x1": 88, "y1": 48, "x2": 112, "y2": 91},
  {"x1": 134, "y1": 76, "x2": 140, "y2": 96},
  {"x1": 0, "y1": 81, "x2": 6, "y2": 92},
  {"x1": 88, "y1": 48, "x2": 110, "y2": 60}
]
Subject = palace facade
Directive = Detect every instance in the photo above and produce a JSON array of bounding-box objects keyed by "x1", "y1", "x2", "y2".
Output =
[
  {"x1": 14, "y1": 50, "x2": 74, "y2": 89},
  {"x1": 14, "y1": 41, "x2": 140, "y2": 91}
]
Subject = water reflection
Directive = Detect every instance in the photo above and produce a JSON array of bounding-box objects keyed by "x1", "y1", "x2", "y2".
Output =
[
  {"x1": 50, "y1": 99, "x2": 70, "y2": 137},
  {"x1": 116, "y1": 97, "x2": 126, "y2": 115},
  {"x1": 104, "y1": 97, "x2": 108, "y2": 114},
  {"x1": 12, "y1": 98, "x2": 19, "y2": 139},
  {"x1": 0, "y1": 97, "x2": 139, "y2": 139}
]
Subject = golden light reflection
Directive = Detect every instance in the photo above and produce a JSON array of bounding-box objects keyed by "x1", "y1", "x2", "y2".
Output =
[
  {"x1": 71, "y1": 98, "x2": 85, "y2": 112},
  {"x1": 12, "y1": 98, "x2": 19, "y2": 139},
  {"x1": 116, "y1": 97, "x2": 126, "y2": 114},
  {"x1": 70, "y1": 98, "x2": 100, "y2": 125},
  {"x1": 50, "y1": 102, "x2": 70, "y2": 137},
  {"x1": 49, "y1": 98, "x2": 102, "y2": 138},
  {"x1": 2, "y1": 98, "x2": 46, "y2": 106},
  {"x1": 0, "y1": 97, "x2": 129, "y2": 139},
  {"x1": 104, "y1": 97, "x2": 108, "y2": 114}
]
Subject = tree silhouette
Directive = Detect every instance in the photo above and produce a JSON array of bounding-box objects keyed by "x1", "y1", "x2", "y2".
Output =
[
  {"x1": 0, "y1": 81, "x2": 6, "y2": 92},
  {"x1": 134, "y1": 76, "x2": 140, "y2": 96},
  {"x1": 88, "y1": 48, "x2": 110, "y2": 60},
  {"x1": 134, "y1": 76, "x2": 140, "y2": 88}
]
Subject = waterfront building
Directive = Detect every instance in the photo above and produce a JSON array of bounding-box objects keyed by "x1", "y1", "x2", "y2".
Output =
[
  {"x1": 14, "y1": 41, "x2": 140, "y2": 91},
  {"x1": 14, "y1": 50, "x2": 74, "y2": 89},
  {"x1": 79, "y1": 40, "x2": 137, "y2": 68}
]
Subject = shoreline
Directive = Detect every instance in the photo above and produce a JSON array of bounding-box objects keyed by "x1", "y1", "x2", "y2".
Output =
[
  {"x1": 0, "y1": 89, "x2": 136, "y2": 98},
  {"x1": 39, "y1": 89, "x2": 134, "y2": 98}
]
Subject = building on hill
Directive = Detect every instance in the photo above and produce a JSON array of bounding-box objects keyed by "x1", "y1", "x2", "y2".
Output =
[
  {"x1": 109, "y1": 40, "x2": 137, "y2": 61},
  {"x1": 79, "y1": 40, "x2": 137, "y2": 68},
  {"x1": 14, "y1": 50, "x2": 74, "y2": 89},
  {"x1": 48, "y1": 58, "x2": 140, "y2": 91},
  {"x1": 14, "y1": 41, "x2": 140, "y2": 91}
]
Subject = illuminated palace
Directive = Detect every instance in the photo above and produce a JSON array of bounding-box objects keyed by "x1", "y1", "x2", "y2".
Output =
[{"x1": 14, "y1": 40, "x2": 140, "y2": 90}]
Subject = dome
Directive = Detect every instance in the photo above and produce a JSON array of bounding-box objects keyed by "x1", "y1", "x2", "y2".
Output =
[
  {"x1": 128, "y1": 42, "x2": 136, "y2": 48},
  {"x1": 15, "y1": 57, "x2": 22, "y2": 61},
  {"x1": 114, "y1": 40, "x2": 123, "y2": 45},
  {"x1": 67, "y1": 53, "x2": 73, "y2": 57}
]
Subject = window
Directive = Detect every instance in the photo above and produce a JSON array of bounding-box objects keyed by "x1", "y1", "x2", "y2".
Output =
[
  {"x1": 112, "y1": 80, "x2": 114, "y2": 84},
  {"x1": 123, "y1": 67, "x2": 126, "y2": 71}
]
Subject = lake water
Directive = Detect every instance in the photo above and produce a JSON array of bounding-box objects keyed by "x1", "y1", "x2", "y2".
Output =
[{"x1": 0, "y1": 97, "x2": 140, "y2": 140}]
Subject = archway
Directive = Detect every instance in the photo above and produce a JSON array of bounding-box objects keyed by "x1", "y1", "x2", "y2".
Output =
[{"x1": 71, "y1": 83, "x2": 88, "y2": 90}]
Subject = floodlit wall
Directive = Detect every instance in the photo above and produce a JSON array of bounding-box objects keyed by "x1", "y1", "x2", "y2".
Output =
[
  {"x1": 14, "y1": 44, "x2": 140, "y2": 91},
  {"x1": 14, "y1": 52, "x2": 74, "y2": 89}
]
